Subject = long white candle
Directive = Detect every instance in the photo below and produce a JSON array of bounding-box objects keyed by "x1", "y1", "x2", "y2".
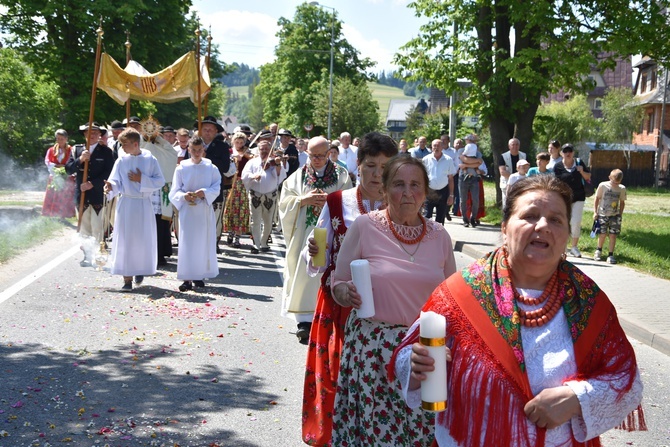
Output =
[
  {"x1": 350, "y1": 259, "x2": 375, "y2": 318},
  {"x1": 420, "y1": 311, "x2": 447, "y2": 411}
]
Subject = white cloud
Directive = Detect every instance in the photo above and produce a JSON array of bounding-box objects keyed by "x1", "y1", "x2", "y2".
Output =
[
  {"x1": 198, "y1": 9, "x2": 280, "y2": 68},
  {"x1": 341, "y1": 23, "x2": 395, "y2": 73}
]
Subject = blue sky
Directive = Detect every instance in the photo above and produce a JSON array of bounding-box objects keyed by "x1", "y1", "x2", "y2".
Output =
[{"x1": 190, "y1": 0, "x2": 429, "y2": 73}]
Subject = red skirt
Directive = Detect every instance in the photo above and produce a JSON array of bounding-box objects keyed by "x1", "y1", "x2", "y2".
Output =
[
  {"x1": 302, "y1": 284, "x2": 351, "y2": 446},
  {"x1": 455, "y1": 178, "x2": 486, "y2": 220},
  {"x1": 42, "y1": 176, "x2": 76, "y2": 218}
]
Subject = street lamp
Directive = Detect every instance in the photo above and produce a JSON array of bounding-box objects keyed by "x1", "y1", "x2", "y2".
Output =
[{"x1": 310, "y1": 1, "x2": 335, "y2": 140}]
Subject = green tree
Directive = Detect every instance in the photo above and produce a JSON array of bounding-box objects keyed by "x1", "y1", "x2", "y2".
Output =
[
  {"x1": 395, "y1": 0, "x2": 670, "y2": 202},
  {"x1": 0, "y1": 0, "x2": 223, "y2": 134},
  {"x1": 402, "y1": 106, "x2": 426, "y2": 143},
  {"x1": 256, "y1": 3, "x2": 374, "y2": 136},
  {"x1": 533, "y1": 95, "x2": 596, "y2": 151},
  {"x1": 600, "y1": 88, "x2": 644, "y2": 145},
  {"x1": 0, "y1": 48, "x2": 61, "y2": 164},
  {"x1": 312, "y1": 77, "x2": 380, "y2": 138}
]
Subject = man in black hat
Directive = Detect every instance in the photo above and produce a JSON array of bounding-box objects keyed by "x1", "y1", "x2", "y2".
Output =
[
  {"x1": 196, "y1": 115, "x2": 236, "y2": 252},
  {"x1": 161, "y1": 125, "x2": 177, "y2": 146},
  {"x1": 277, "y1": 128, "x2": 300, "y2": 177},
  {"x1": 109, "y1": 120, "x2": 126, "y2": 160},
  {"x1": 65, "y1": 122, "x2": 115, "y2": 266}
]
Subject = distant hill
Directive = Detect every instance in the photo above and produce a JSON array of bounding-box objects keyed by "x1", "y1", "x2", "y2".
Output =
[{"x1": 223, "y1": 82, "x2": 416, "y2": 123}]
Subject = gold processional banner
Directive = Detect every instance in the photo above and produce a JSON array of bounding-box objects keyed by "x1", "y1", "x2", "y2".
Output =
[{"x1": 97, "y1": 51, "x2": 210, "y2": 105}]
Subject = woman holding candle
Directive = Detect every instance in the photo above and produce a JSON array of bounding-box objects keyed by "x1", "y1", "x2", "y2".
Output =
[
  {"x1": 391, "y1": 175, "x2": 644, "y2": 446},
  {"x1": 301, "y1": 132, "x2": 398, "y2": 446},
  {"x1": 329, "y1": 156, "x2": 457, "y2": 446}
]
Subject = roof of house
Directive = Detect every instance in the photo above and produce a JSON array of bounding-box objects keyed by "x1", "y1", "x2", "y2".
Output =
[
  {"x1": 585, "y1": 142, "x2": 657, "y2": 152},
  {"x1": 385, "y1": 99, "x2": 428, "y2": 124}
]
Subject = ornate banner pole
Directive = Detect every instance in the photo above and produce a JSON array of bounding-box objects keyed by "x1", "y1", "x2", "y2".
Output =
[
  {"x1": 77, "y1": 23, "x2": 104, "y2": 231},
  {"x1": 195, "y1": 25, "x2": 203, "y2": 134},
  {"x1": 204, "y1": 25, "x2": 212, "y2": 117},
  {"x1": 125, "y1": 31, "x2": 132, "y2": 122}
]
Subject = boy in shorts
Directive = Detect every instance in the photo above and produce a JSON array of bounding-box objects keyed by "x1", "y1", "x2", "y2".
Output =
[{"x1": 593, "y1": 169, "x2": 626, "y2": 264}]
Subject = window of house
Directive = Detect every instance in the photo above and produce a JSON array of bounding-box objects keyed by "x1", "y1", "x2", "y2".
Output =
[
  {"x1": 647, "y1": 111, "x2": 655, "y2": 134},
  {"x1": 594, "y1": 99, "x2": 603, "y2": 110},
  {"x1": 651, "y1": 69, "x2": 657, "y2": 90},
  {"x1": 640, "y1": 74, "x2": 648, "y2": 93}
]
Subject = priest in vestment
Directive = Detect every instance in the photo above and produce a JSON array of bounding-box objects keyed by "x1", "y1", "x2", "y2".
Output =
[
  {"x1": 105, "y1": 128, "x2": 165, "y2": 290},
  {"x1": 279, "y1": 136, "x2": 351, "y2": 342},
  {"x1": 169, "y1": 136, "x2": 221, "y2": 292}
]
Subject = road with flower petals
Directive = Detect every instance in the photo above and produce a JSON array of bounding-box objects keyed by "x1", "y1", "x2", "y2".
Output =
[{"x1": 0, "y1": 227, "x2": 668, "y2": 447}]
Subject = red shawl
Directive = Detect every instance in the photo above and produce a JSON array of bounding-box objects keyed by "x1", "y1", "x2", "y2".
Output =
[{"x1": 389, "y1": 248, "x2": 645, "y2": 447}]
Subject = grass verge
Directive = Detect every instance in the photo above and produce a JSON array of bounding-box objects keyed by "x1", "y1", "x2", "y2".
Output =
[
  {"x1": 476, "y1": 179, "x2": 670, "y2": 280},
  {"x1": 0, "y1": 217, "x2": 68, "y2": 264}
]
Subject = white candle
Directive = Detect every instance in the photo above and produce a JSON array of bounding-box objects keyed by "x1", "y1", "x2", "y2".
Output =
[
  {"x1": 349, "y1": 259, "x2": 375, "y2": 318},
  {"x1": 312, "y1": 228, "x2": 327, "y2": 267},
  {"x1": 420, "y1": 311, "x2": 448, "y2": 411}
]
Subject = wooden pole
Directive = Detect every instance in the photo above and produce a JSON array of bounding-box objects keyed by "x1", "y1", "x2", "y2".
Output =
[
  {"x1": 125, "y1": 31, "x2": 132, "y2": 123},
  {"x1": 196, "y1": 26, "x2": 203, "y2": 134},
  {"x1": 77, "y1": 24, "x2": 104, "y2": 231},
  {"x1": 204, "y1": 26, "x2": 212, "y2": 117}
]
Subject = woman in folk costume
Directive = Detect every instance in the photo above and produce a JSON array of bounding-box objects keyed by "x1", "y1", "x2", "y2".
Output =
[
  {"x1": 169, "y1": 136, "x2": 221, "y2": 292},
  {"x1": 301, "y1": 132, "x2": 398, "y2": 446},
  {"x1": 279, "y1": 136, "x2": 352, "y2": 343},
  {"x1": 391, "y1": 175, "x2": 645, "y2": 447},
  {"x1": 223, "y1": 131, "x2": 253, "y2": 248},
  {"x1": 42, "y1": 129, "x2": 76, "y2": 218},
  {"x1": 330, "y1": 156, "x2": 457, "y2": 446}
]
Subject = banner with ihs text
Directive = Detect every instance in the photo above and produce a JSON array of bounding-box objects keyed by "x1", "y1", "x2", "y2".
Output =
[{"x1": 97, "y1": 51, "x2": 210, "y2": 105}]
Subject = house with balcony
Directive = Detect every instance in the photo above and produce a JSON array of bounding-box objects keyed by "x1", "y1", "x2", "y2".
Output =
[{"x1": 632, "y1": 57, "x2": 669, "y2": 184}]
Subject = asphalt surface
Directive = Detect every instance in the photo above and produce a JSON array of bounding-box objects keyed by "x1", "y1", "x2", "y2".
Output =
[{"x1": 0, "y1": 224, "x2": 668, "y2": 446}]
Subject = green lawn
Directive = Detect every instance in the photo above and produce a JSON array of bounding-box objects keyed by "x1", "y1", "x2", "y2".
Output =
[
  {"x1": 226, "y1": 85, "x2": 249, "y2": 99},
  {"x1": 478, "y1": 180, "x2": 670, "y2": 280},
  {"x1": 0, "y1": 217, "x2": 69, "y2": 263},
  {"x1": 367, "y1": 82, "x2": 415, "y2": 122}
]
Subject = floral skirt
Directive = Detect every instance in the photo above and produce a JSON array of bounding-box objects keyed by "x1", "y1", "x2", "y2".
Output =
[
  {"x1": 223, "y1": 179, "x2": 250, "y2": 234},
  {"x1": 302, "y1": 284, "x2": 352, "y2": 446},
  {"x1": 42, "y1": 175, "x2": 75, "y2": 218},
  {"x1": 332, "y1": 312, "x2": 435, "y2": 446}
]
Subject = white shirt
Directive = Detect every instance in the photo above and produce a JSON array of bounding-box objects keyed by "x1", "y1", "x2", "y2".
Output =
[
  {"x1": 339, "y1": 145, "x2": 358, "y2": 175},
  {"x1": 422, "y1": 152, "x2": 456, "y2": 190},
  {"x1": 298, "y1": 151, "x2": 309, "y2": 168},
  {"x1": 241, "y1": 157, "x2": 287, "y2": 194}
]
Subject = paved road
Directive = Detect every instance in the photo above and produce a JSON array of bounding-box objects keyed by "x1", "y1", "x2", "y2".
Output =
[{"x1": 0, "y1": 228, "x2": 667, "y2": 446}]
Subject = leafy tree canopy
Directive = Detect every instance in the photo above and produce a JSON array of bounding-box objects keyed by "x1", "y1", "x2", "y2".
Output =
[
  {"x1": 600, "y1": 87, "x2": 644, "y2": 145},
  {"x1": 395, "y1": 0, "x2": 670, "y2": 200},
  {"x1": 256, "y1": 3, "x2": 374, "y2": 135},
  {"x1": 533, "y1": 94, "x2": 596, "y2": 151},
  {"x1": 312, "y1": 77, "x2": 380, "y2": 138},
  {"x1": 0, "y1": 48, "x2": 61, "y2": 164},
  {"x1": 0, "y1": 0, "x2": 226, "y2": 135}
]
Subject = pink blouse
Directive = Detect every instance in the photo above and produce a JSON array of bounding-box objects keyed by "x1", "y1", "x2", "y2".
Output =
[{"x1": 332, "y1": 210, "x2": 457, "y2": 327}]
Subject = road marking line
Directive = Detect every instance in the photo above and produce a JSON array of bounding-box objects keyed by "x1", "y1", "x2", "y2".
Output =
[{"x1": 0, "y1": 245, "x2": 80, "y2": 305}]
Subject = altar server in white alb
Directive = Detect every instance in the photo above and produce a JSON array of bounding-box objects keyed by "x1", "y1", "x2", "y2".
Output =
[
  {"x1": 105, "y1": 128, "x2": 165, "y2": 290},
  {"x1": 169, "y1": 136, "x2": 221, "y2": 292}
]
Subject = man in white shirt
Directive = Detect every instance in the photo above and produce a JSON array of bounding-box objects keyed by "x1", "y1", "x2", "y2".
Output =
[
  {"x1": 242, "y1": 139, "x2": 287, "y2": 254},
  {"x1": 338, "y1": 131, "x2": 358, "y2": 185},
  {"x1": 498, "y1": 137, "x2": 526, "y2": 206},
  {"x1": 441, "y1": 134, "x2": 458, "y2": 221},
  {"x1": 422, "y1": 139, "x2": 456, "y2": 225}
]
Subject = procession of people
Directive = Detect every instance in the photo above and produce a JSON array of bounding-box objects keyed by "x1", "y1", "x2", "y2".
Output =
[{"x1": 45, "y1": 112, "x2": 646, "y2": 446}]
